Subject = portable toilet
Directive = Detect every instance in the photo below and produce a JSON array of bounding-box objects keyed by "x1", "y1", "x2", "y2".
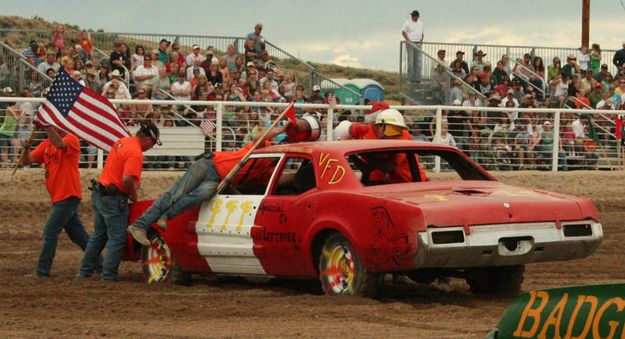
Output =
[
  {"x1": 319, "y1": 78, "x2": 384, "y2": 104},
  {"x1": 350, "y1": 79, "x2": 384, "y2": 102},
  {"x1": 319, "y1": 78, "x2": 362, "y2": 105}
]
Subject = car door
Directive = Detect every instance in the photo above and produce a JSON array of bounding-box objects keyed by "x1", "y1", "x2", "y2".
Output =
[
  {"x1": 193, "y1": 154, "x2": 282, "y2": 275},
  {"x1": 253, "y1": 156, "x2": 319, "y2": 276}
]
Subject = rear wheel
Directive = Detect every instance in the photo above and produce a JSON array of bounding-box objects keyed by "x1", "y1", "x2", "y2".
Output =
[
  {"x1": 141, "y1": 232, "x2": 191, "y2": 285},
  {"x1": 465, "y1": 265, "x2": 524, "y2": 296},
  {"x1": 318, "y1": 233, "x2": 381, "y2": 297}
]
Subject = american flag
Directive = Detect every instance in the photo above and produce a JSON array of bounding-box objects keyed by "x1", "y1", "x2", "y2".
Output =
[
  {"x1": 35, "y1": 67, "x2": 130, "y2": 151},
  {"x1": 200, "y1": 119, "x2": 216, "y2": 136}
]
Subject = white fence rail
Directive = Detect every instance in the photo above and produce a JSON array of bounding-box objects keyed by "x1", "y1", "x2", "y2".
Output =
[{"x1": 0, "y1": 98, "x2": 623, "y2": 172}]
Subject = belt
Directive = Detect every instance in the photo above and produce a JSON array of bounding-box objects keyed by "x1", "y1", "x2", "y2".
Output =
[{"x1": 89, "y1": 179, "x2": 127, "y2": 197}]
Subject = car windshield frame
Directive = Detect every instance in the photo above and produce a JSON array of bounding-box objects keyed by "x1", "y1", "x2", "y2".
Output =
[{"x1": 345, "y1": 148, "x2": 493, "y2": 186}]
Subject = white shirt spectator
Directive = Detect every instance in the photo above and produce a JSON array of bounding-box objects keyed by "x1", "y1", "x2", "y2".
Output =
[
  {"x1": 571, "y1": 117, "x2": 585, "y2": 138},
  {"x1": 102, "y1": 81, "x2": 131, "y2": 99},
  {"x1": 577, "y1": 51, "x2": 590, "y2": 71},
  {"x1": 170, "y1": 80, "x2": 192, "y2": 100},
  {"x1": 133, "y1": 64, "x2": 159, "y2": 88},
  {"x1": 37, "y1": 61, "x2": 60, "y2": 73},
  {"x1": 185, "y1": 52, "x2": 206, "y2": 67},
  {"x1": 402, "y1": 19, "x2": 424, "y2": 42},
  {"x1": 433, "y1": 133, "x2": 456, "y2": 147}
]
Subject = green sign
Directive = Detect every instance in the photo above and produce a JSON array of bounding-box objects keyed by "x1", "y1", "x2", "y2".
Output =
[{"x1": 489, "y1": 284, "x2": 625, "y2": 339}]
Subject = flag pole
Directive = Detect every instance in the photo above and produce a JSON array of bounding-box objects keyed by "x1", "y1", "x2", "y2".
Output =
[
  {"x1": 11, "y1": 128, "x2": 38, "y2": 176},
  {"x1": 215, "y1": 103, "x2": 294, "y2": 194}
]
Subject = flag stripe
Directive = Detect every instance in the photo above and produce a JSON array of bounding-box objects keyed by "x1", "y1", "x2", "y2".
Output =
[
  {"x1": 78, "y1": 92, "x2": 129, "y2": 134},
  {"x1": 73, "y1": 100, "x2": 128, "y2": 140},
  {"x1": 42, "y1": 103, "x2": 111, "y2": 150},
  {"x1": 67, "y1": 108, "x2": 123, "y2": 144}
]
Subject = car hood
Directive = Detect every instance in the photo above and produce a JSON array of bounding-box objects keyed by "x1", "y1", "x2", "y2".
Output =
[{"x1": 363, "y1": 181, "x2": 596, "y2": 227}]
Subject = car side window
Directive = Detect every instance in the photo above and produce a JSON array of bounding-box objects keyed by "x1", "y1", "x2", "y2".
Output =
[
  {"x1": 223, "y1": 156, "x2": 281, "y2": 195},
  {"x1": 273, "y1": 157, "x2": 317, "y2": 195}
]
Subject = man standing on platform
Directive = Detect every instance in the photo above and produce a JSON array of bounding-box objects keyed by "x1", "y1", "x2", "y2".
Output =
[{"x1": 402, "y1": 10, "x2": 424, "y2": 84}]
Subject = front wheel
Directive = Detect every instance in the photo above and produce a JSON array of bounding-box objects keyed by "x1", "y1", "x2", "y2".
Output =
[
  {"x1": 141, "y1": 232, "x2": 191, "y2": 285},
  {"x1": 318, "y1": 233, "x2": 381, "y2": 297}
]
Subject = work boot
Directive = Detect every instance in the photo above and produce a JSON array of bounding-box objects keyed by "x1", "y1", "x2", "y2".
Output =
[
  {"x1": 127, "y1": 224, "x2": 150, "y2": 246},
  {"x1": 156, "y1": 216, "x2": 167, "y2": 230}
]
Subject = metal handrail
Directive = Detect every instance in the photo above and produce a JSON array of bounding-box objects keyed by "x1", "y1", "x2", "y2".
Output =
[
  {"x1": 403, "y1": 41, "x2": 487, "y2": 100},
  {"x1": 157, "y1": 90, "x2": 208, "y2": 129},
  {"x1": 513, "y1": 58, "x2": 546, "y2": 96},
  {"x1": 564, "y1": 96, "x2": 616, "y2": 139},
  {"x1": 18, "y1": 58, "x2": 53, "y2": 82},
  {"x1": 264, "y1": 40, "x2": 315, "y2": 71},
  {"x1": 93, "y1": 46, "x2": 130, "y2": 88}
]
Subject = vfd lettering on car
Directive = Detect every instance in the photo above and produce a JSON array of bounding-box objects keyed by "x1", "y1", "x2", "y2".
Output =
[{"x1": 124, "y1": 140, "x2": 603, "y2": 297}]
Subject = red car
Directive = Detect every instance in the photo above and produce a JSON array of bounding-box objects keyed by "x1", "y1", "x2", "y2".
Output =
[{"x1": 124, "y1": 140, "x2": 603, "y2": 296}]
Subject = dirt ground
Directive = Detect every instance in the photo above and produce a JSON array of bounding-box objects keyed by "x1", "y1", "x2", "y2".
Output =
[{"x1": 1, "y1": 169, "x2": 623, "y2": 338}]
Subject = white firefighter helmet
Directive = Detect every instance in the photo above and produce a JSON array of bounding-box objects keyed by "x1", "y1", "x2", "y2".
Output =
[{"x1": 375, "y1": 109, "x2": 408, "y2": 129}]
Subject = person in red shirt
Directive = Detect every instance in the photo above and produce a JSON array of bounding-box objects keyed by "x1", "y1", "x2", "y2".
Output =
[
  {"x1": 78, "y1": 123, "x2": 160, "y2": 280},
  {"x1": 128, "y1": 124, "x2": 289, "y2": 246},
  {"x1": 341, "y1": 107, "x2": 428, "y2": 183},
  {"x1": 22, "y1": 126, "x2": 90, "y2": 277}
]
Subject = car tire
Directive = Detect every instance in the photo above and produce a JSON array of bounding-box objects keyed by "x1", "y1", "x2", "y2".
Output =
[
  {"x1": 141, "y1": 232, "x2": 191, "y2": 286},
  {"x1": 318, "y1": 233, "x2": 381, "y2": 297},
  {"x1": 465, "y1": 265, "x2": 524, "y2": 296}
]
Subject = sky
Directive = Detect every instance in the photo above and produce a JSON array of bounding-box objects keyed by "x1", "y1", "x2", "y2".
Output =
[{"x1": 2, "y1": 0, "x2": 625, "y2": 71}]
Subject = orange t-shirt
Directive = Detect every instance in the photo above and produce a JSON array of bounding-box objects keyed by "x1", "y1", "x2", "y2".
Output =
[
  {"x1": 98, "y1": 136, "x2": 144, "y2": 194},
  {"x1": 213, "y1": 143, "x2": 255, "y2": 178},
  {"x1": 31, "y1": 133, "x2": 82, "y2": 203}
]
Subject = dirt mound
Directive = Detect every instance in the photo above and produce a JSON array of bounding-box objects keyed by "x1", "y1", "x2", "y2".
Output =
[{"x1": 0, "y1": 169, "x2": 623, "y2": 337}]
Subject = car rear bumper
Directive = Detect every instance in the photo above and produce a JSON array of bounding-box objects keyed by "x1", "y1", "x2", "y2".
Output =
[{"x1": 413, "y1": 221, "x2": 603, "y2": 268}]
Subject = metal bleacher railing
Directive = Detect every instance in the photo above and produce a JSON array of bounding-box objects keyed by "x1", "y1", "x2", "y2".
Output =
[
  {"x1": 400, "y1": 41, "x2": 488, "y2": 108},
  {"x1": 0, "y1": 98, "x2": 623, "y2": 173},
  {"x1": 400, "y1": 40, "x2": 619, "y2": 105},
  {"x1": 0, "y1": 28, "x2": 362, "y2": 102},
  {"x1": 0, "y1": 40, "x2": 53, "y2": 93}
]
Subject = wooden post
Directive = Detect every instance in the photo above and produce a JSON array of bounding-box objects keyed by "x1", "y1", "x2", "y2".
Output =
[{"x1": 582, "y1": 0, "x2": 590, "y2": 48}]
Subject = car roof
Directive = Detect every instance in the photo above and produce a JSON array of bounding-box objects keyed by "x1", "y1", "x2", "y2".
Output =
[{"x1": 257, "y1": 140, "x2": 453, "y2": 155}]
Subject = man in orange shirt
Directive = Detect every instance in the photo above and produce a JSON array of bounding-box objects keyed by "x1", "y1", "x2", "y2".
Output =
[
  {"x1": 128, "y1": 124, "x2": 288, "y2": 246},
  {"x1": 22, "y1": 126, "x2": 90, "y2": 277},
  {"x1": 78, "y1": 123, "x2": 160, "y2": 281}
]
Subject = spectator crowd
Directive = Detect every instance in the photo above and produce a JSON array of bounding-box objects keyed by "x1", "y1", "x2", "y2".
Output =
[
  {"x1": 0, "y1": 23, "x2": 342, "y2": 169},
  {"x1": 421, "y1": 41, "x2": 625, "y2": 170}
]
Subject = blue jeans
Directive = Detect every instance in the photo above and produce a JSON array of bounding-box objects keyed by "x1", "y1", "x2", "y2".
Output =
[
  {"x1": 36, "y1": 196, "x2": 89, "y2": 277},
  {"x1": 406, "y1": 42, "x2": 422, "y2": 83},
  {"x1": 133, "y1": 157, "x2": 220, "y2": 230},
  {"x1": 78, "y1": 191, "x2": 129, "y2": 280}
]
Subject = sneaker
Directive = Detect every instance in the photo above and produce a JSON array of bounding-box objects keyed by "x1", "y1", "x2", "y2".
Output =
[
  {"x1": 156, "y1": 216, "x2": 167, "y2": 230},
  {"x1": 127, "y1": 224, "x2": 150, "y2": 246}
]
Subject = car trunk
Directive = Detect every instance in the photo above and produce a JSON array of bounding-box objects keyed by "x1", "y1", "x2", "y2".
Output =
[{"x1": 363, "y1": 181, "x2": 589, "y2": 228}]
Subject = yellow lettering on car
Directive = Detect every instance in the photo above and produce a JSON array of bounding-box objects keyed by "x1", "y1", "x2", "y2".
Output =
[
  {"x1": 564, "y1": 294, "x2": 599, "y2": 339},
  {"x1": 513, "y1": 290, "x2": 550, "y2": 337},
  {"x1": 318, "y1": 152, "x2": 345, "y2": 185}
]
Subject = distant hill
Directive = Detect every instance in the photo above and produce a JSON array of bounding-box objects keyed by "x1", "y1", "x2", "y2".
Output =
[{"x1": 0, "y1": 15, "x2": 401, "y2": 101}]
